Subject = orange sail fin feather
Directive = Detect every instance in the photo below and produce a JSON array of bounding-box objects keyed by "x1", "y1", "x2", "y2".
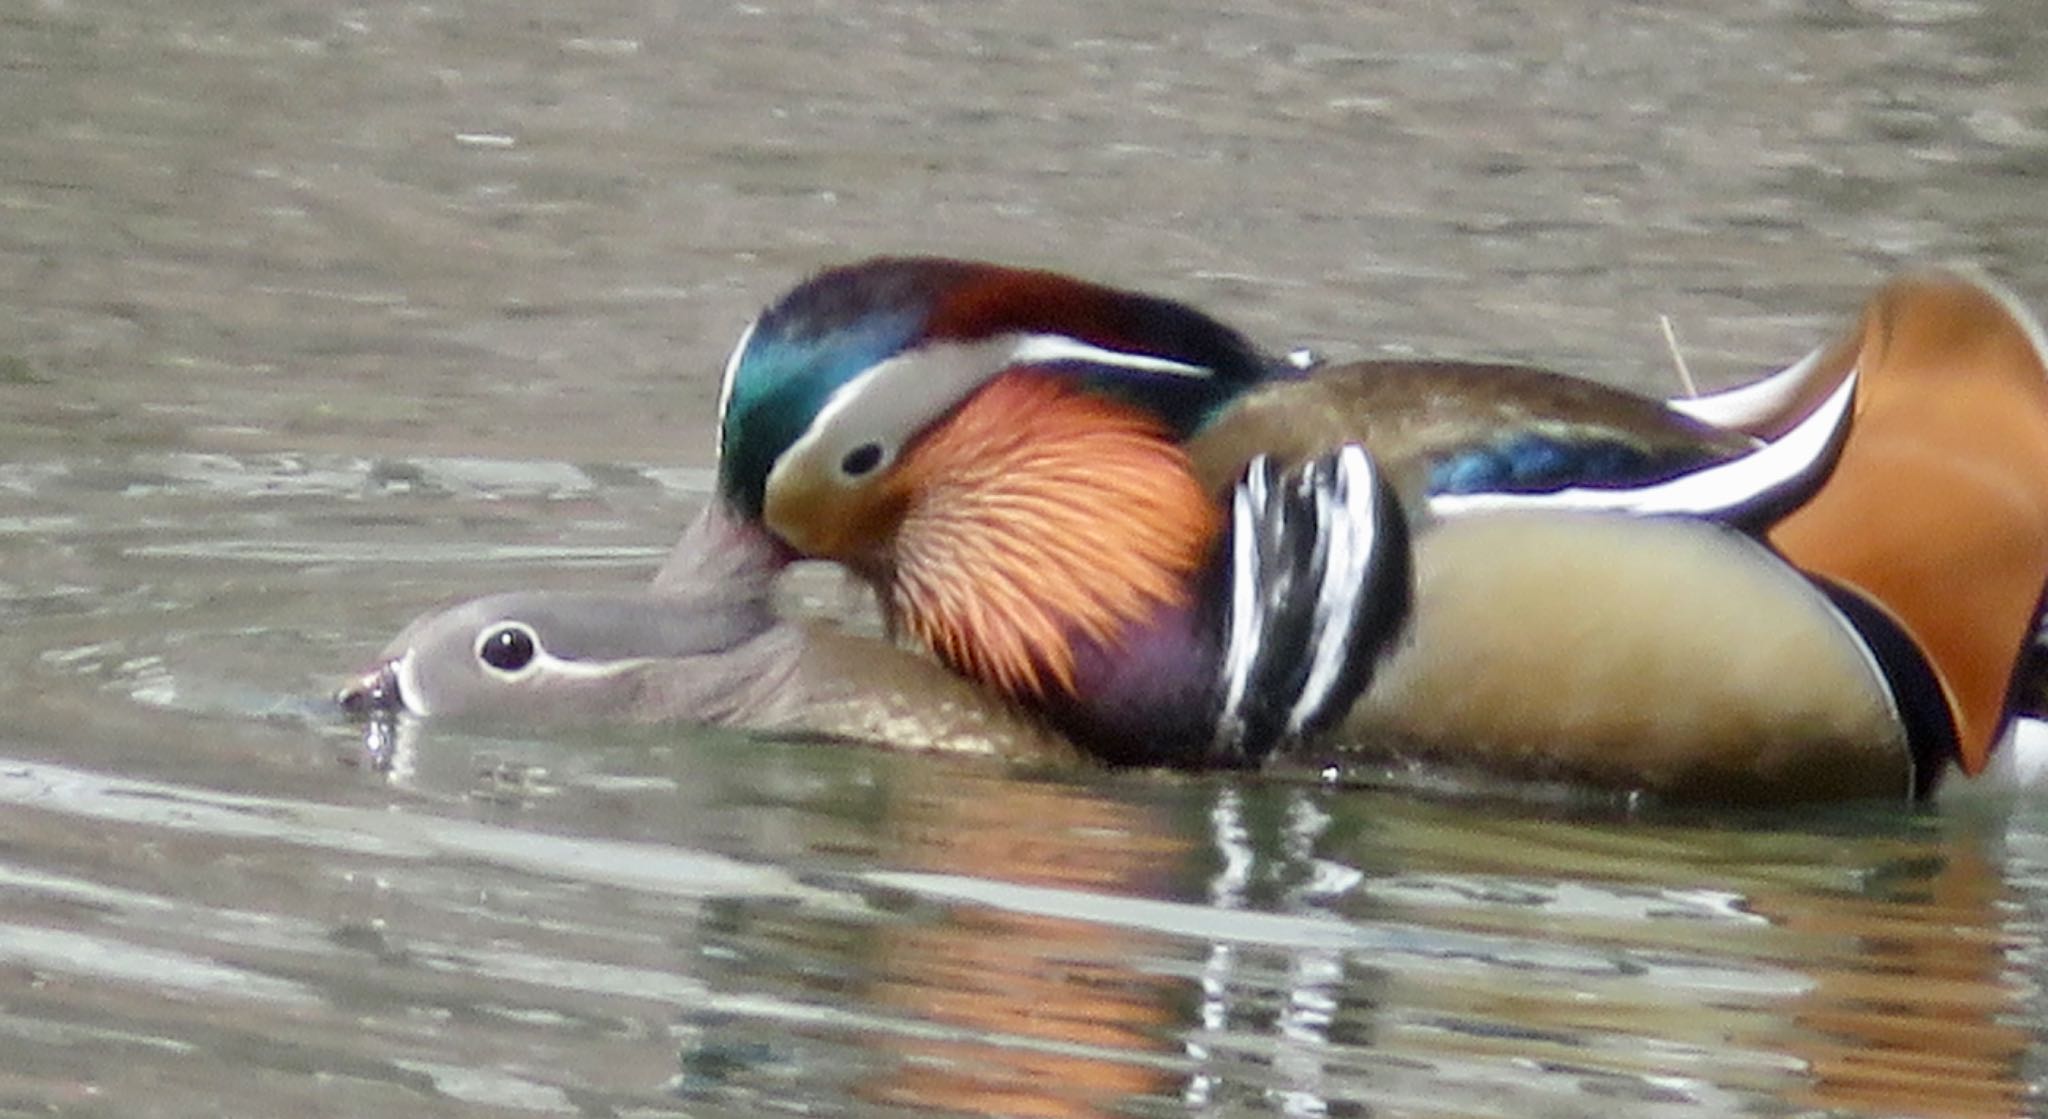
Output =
[
  {"x1": 1770, "y1": 271, "x2": 2048, "y2": 774},
  {"x1": 883, "y1": 371, "x2": 1222, "y2": 700}
]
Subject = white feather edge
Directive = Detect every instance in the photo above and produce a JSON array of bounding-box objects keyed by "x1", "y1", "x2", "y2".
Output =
[
  {"x1": 1427, "y1": 369, "x2": 1857, "y2": 521},
  {"x1": 713, "y1": 316, "x2": 760, "y2": 459},
  {"x1": 1287, "y1": 446, "x2": 1382, "y2": 737},
  {"x1": 1667, "y1": 344, "x2": 1829, "y2": 432},
  {"x1": 1214, "y1": 456, "x2": 1270, "y2": 746}
]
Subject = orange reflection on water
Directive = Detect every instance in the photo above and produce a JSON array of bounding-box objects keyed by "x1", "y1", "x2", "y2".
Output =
[
  {"x1": 858, "y1": 774, "x2": 1194, "y2": 1118},
  {"x1": 1752, "y1": 836, "x2": 2031, "y2": 1118}
]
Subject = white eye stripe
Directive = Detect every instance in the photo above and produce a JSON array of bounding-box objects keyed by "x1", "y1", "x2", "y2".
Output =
[
  {"x1": 526, "y1": 651, "x2": 659, "y2": 680},
  {"x1": 765, "y1": 331, "x2": 1212, "y2": 504},
  {"x1": 1004, "y1": 333, "x2": 1211, "y2": 379},
  {"x1": 471, "y1": 621, "x2": 659, "y2": 683}
]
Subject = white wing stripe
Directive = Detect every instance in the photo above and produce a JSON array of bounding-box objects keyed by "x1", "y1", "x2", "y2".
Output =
[
  {"x1": 1216, "y1": 458, "x2": 1269, "y2": 737},
  {"x1": 1289, "y1": 447, "x2": 1376, "y2": 735},
  {"x1": 1428, "y1": 370, "x2": 1857, "y2": 521}
]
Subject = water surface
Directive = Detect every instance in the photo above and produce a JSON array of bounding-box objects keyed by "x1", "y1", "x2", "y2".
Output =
[{"x1": 4, "y1": 1, "x2": 2048, "y2": 1115}]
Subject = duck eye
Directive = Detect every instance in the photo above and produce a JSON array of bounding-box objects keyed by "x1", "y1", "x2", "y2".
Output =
[
  {"x1": 477, "y1": 624, "x2": 537, "y2": 674},
  {"x1": 839, "y1": 442, "x2": 886, "y2": 479}
]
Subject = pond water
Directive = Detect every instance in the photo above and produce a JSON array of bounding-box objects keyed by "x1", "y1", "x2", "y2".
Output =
[{"x1": 5, "y1": 1, "x2": 2048, "y2": 1115}]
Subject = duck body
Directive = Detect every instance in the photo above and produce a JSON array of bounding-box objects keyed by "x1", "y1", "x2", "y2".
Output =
[
  {"x1": 1183, "y1": 359, "x2": 1753, "y2": 504},
  {"x1": 701, "y1": 257, "x2": 1817, "y2": 774},
  {"x1": 1336, "y1": 511, "x2": 1930, "y2": 804},
  {"x1": 1206, "y1": 270, "x2": 2048, "y2": 799}
]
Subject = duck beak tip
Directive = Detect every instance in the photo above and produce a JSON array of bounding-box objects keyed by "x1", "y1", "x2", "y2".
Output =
[{"x1": 335, "y1": 661, "x2": 403, "y2": 718}]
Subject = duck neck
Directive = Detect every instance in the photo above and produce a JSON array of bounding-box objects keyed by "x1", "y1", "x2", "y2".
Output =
[{"x1": 654, "y1": 499, "x2": 794, "y2": 597}]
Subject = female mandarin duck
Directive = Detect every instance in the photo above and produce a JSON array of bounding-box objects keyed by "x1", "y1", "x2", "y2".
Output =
[
  {"x1": 690, "y1": 256, "x2": 2048, "y2": 801},
  {"x1": 338, "y1": 506, "x2": 1084, "y2": 764}
]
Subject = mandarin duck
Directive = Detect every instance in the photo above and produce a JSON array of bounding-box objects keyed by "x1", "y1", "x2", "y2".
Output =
[
  {"x1": 697, "y1": 260, "x2": 1948, "y2": 761},
  {"x1": 337, "y1": 503, "x2": 1081, "y2": 763}
]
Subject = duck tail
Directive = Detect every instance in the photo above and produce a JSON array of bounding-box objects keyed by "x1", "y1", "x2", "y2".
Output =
[{"x1": 1769, "y1": 269, "x2": 2048, "y2": 776}]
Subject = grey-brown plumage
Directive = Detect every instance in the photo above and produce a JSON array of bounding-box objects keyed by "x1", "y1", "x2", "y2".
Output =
[
  {"x1": 1187, "y1": 360, "x2": 1754, "y2": 504},
  {"x1": 337, "y1": 506, "x2": 1080, "y2": 764}
]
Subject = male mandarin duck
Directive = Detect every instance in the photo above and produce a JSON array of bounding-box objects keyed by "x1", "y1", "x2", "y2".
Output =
[
  {"x1": 701, "y1": 260, "x2": 1813, "y2": 736},
  {"x1": 696, "y1": 255, "x2": 2048, "y2": 791},
  {"x1": 340, "y1": 260, "x2": 2048, "y2": 804}
]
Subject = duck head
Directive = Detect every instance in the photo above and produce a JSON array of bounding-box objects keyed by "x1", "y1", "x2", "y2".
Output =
[
  {"x1": 702, "y1": 257, "x2": 1287, "y2": 706},
  {"x1": 336, "y1": 587, "x2": 791, "y2": 725},
  {"x1": 343, "y1": 505, "x2": 798, "y2": 728}
]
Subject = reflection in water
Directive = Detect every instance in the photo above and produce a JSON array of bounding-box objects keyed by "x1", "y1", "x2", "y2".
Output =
[
  {"x1": 692, "y1": 773, "x2": 2045, "y2": 1117},
  {"x1": 9, "y1": 651, "x2": 2048, "y2": 1117},
  {"x1": 1766, "y1": 839, "x2": 2031, "y2": 1118},
  {"x1": 1186, "y1": 788, "x2": 1366, "y2": 1117},
  {"x1": 861, "y1": 776, "x2": 1188, "y2": 1117},
  {"x1": 1188, "y1": 787, "x2": 1257, "y2": 1111}
]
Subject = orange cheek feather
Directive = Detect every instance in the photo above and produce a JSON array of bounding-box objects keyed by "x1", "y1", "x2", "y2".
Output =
[
  {"x1": 1770, "y1": 274, "x2": 2048, "y2": 775},
  {"x1": 764, "y1": 467, "x2": 909, "y2": 573},
  {"x1": 879, "y1": 372, "x2": 1222, "y2": 701}
]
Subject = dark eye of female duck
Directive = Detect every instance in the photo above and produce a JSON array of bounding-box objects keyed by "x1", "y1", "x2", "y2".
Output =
[
  {"x1": 476, "y1": 623, "x2": 538, "y2": 674},
  {"x1": 839, "y1": 441, "x2": 887, "y2": 479}
]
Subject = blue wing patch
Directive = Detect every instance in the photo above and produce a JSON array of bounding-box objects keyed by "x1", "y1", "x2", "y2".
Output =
[{"x1": 1427, "y1": 430, "x2": 1721, "y2": 497}]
